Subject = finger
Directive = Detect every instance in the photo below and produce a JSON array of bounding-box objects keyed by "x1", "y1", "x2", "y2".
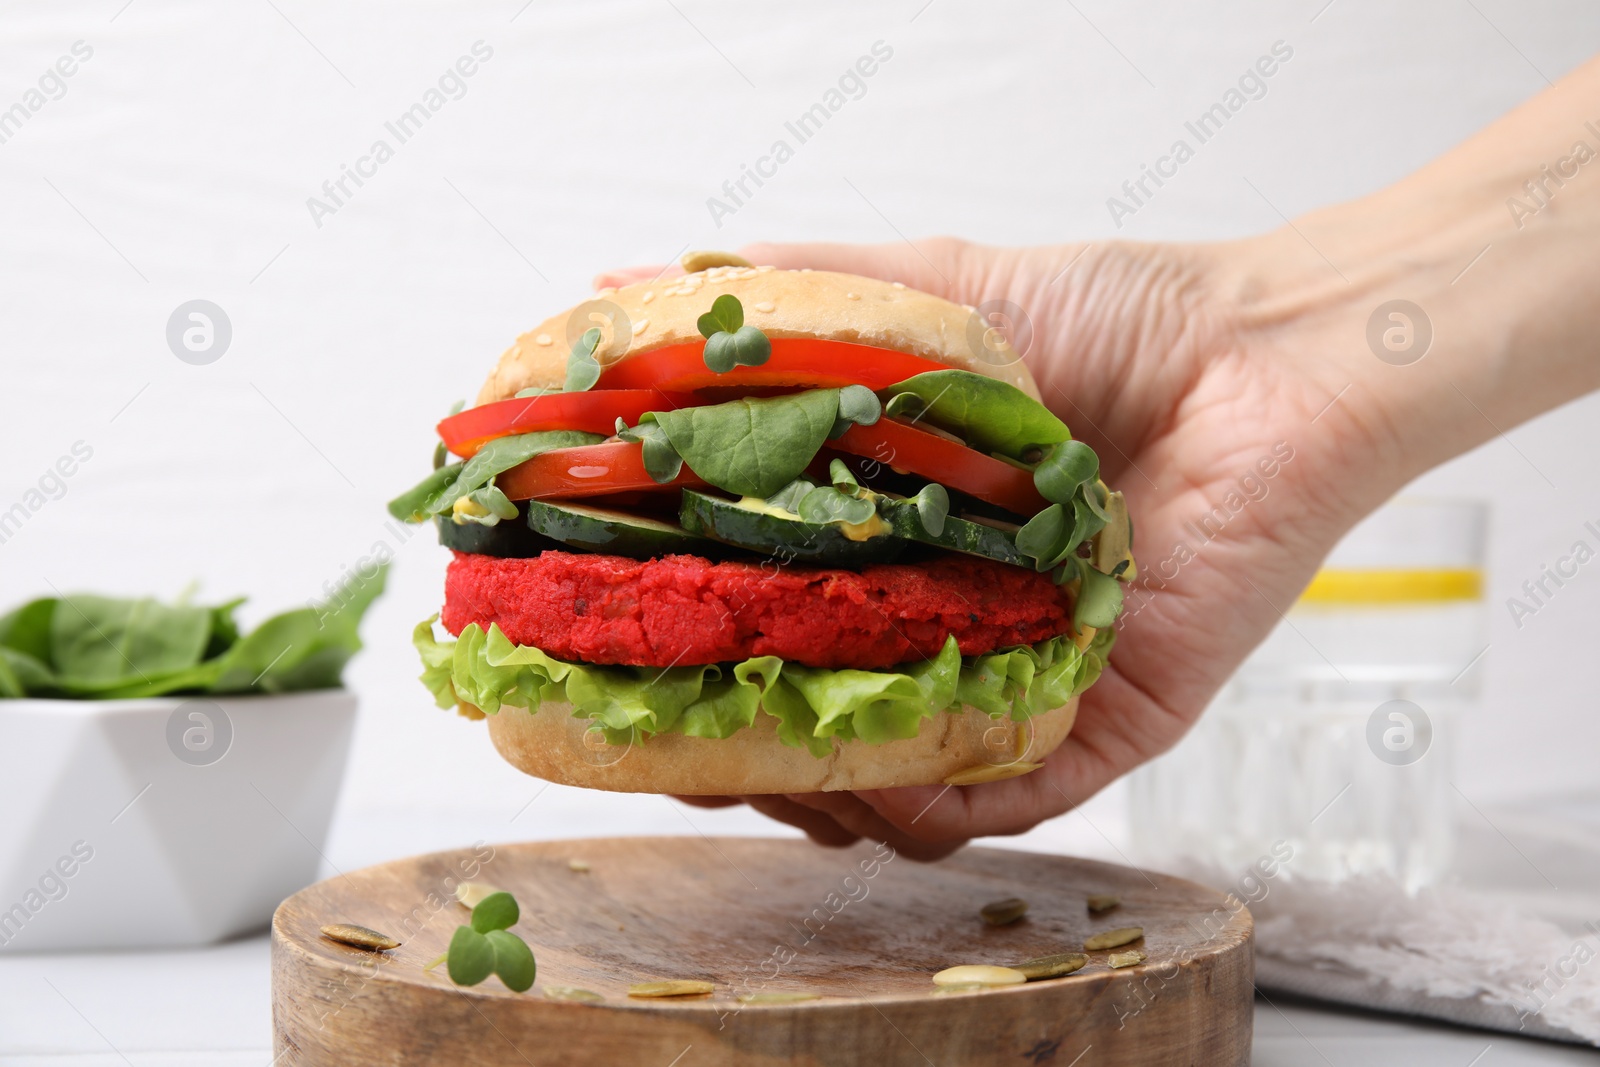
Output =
[
  {"x1": 854, "y1": 756, "x2": 1082, "y2": 843},
  {"x1": 591, "y1": 264, "x2": 680, "y2": 290},
  {"x1": 739, "y1": 794, "x2": 862, "y2": 849},
  {"x1": 672, "y1": 795, "x2": 744, "y2": 809},
  {"x1": 738, "y1": 239, "x2": 977, "y2": 303},
  {"x1": 783, "y1": 792, "x2": 965, "y2": 862}
]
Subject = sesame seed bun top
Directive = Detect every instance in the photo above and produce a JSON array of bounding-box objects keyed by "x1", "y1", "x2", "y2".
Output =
[{"x1": 474, "y1": 266, "x2": 1040, "y2": 405}]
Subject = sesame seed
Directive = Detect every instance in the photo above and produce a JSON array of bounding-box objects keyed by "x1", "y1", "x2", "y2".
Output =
[
  {"x1": 892, "y1": 281, "x2": 906, "y2": 289},
  {"x1": 846, "y1": 292, "x2": 860, "y2": 301},
  {"x1": 596, "y1": 287, "x2": 616, "y2": 297},
  {"x1": 754, "y1": 302, "x2": 775, "y2": 313},
  {"x1": 632, "y1": 319, "x2": 649, "y2": 335},
  {"x1": 642, "y1": 291, "x2": 655, "y2": 304},
  {"x1": 535, "y1": 334, "x2": 553, "y2": 346},
  {"x1": 799, "y1": 268, "x2": 813, "y2": 273},
  {"x1": 756, "y1": 265, "x2": 776, "y2": 272}
]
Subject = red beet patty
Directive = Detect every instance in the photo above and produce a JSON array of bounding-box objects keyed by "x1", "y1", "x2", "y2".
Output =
[{"x1": 441, "y1": 550, "x2": 1075, "y2": 669}]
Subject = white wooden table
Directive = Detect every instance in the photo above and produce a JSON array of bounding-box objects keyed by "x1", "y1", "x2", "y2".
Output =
[
  {"x1": 1, "y1": 937, "x2": 1592, "y2": 1066},
  {"x1": 2, "y1": 804, "x2": 1592, "y2": 1067}
]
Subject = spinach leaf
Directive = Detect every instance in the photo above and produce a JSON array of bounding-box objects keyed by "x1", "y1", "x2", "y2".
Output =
[
  {"x1": 209, "y1": 563, "x2": 387, "y2": 694},
  {"x1": 0, "y1": 598, "x2": 56, "y2": 663},
  {"x1": 0, "y1": 648, "x2": 54, "y2": 696},
  {"x1": 388, "y1": 463, "x2": 461, "y2": 523},
  {"x1": 429, "y1": 431, "x2": 602, "y2": 517},
  {"x1": 880, "y1": 370, "x2": 1070, "y2": 459},
  {"x1": 0, "y1": 565, "x2": 386, "y2": 700},
  {"x1": 50, "y1": 596, "x2": 214, "y2": 689},
  {"x1": 0, "y1": 655, "x2": 20, "y2": 699},
  {"x1": 649, "y1": 389, "x2": 839, "y2": 498},
  {"x1": 206, "y1": 599, "x2": 246, "y2": 660}
]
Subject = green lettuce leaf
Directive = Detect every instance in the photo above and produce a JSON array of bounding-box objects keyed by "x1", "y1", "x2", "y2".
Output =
[{"x1": 412, "y1": 617, "x2": 1115, "y2": 758}]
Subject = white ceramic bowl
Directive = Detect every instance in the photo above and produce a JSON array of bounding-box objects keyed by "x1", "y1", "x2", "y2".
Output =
[{"x1": 0, "y1": 690, "x2": 356, "y2": 953}]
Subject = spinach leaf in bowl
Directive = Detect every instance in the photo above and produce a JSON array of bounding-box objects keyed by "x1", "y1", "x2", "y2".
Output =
[{"x1": 0, "y1": 565, "x2": 386, "y2": 700}]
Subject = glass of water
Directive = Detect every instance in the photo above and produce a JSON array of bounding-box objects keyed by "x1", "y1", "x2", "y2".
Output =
[{"x1": 1129, "y1": 498, "x2": 1488, "y2": 893}]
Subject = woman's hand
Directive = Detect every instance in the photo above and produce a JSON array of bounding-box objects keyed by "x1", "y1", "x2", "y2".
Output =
[
  {"x1": 594, "y1": 56, "x2": 1600, "y2": 859},
  {"x1": 603, "y1": 235, "x2": 1398, "y2": 860}
]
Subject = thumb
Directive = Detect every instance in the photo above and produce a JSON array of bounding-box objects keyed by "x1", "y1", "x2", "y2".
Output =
[{"x1": 738, "y1": 238, "x2": 984, "y2": 305}]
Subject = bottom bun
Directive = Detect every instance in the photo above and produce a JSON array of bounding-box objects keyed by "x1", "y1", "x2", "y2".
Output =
[{"x1": 483, "y1": 698, "x2": 1079, "y2": 795}]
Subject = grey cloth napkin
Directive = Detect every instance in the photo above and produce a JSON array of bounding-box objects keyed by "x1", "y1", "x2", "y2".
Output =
[{"x1": 1183, "y1": 796, "x2": 1600, "y2": 1047}]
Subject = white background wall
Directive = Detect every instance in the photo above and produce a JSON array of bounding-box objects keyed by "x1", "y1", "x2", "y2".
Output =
[{"x1": 2, "y1": 0, "x2": 1596, "y2": 849}]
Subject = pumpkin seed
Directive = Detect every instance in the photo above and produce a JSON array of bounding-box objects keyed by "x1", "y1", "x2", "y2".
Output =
[
  {"x1": 980, "y1": 897, "x2": 1029, "y2": 926},
  {"x1": 737, "y1": 991, "x2": 821, "y2": 1005},
  {"x1": 1084, "y1": 927, "x2": 1144, "y2": 951},
  {"x1": 681, "y1": 250, "x2": 754, "y2": 273},
  {"x1": 1108, "y1": 949, "x2": 1147, "y2": 969},
  {"x1": 1086, "y1": 894, "x2": 1120, "y2": 914},
  {"x1": 932, "y1": 982, "x2": 990, "y2": 995},
  {"x1": 629, "y1": 980, "x2": 715, "y2": 998},
  {"x1": 932, "y1": 965, "x2": 1027, "y2": 987},
  {"x1": 455, "y1": 881, "x2": 500, "y2": 908},
  {"x1": 1011, "y1": 952, "x2": 1089, "y2": 980},
  {"x1": 320, "y1": 923, "x2": 400, "y2": 951},
  {"x1": 543, "y1": 985, "x2": 604, "y2": 1003},
  {"x1": 943, "y1": 761, "x2": 1044, "y2": 786}
]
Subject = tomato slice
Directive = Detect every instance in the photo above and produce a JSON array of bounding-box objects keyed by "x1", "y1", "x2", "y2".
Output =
[
  {"x1": 496, "y1": 441, "x2": 707, "y2": 501},
  {"x1": 438, "y1": 390, "x2": 686, "y2": 459},
  {"x1": 597, "y1": 338, "x2": 949, "y2": 392},
  {"x1": 832, "y1": 419, "x2": 1048, "y2": 517}
]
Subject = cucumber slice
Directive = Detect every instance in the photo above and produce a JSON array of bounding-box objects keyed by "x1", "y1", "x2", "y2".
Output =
[
  {"x1": 434, "y1": 515, "x2": 560, "y2": 558},
  {"x1": 679, "y1": 491, "x2": 905, "y2": 566},
  {"x1": 524, "y1": 498, "x2": 714, "y2": 558},
  {"x1": 882, "y1": 501, "x2": 1027, "y2": 567}
]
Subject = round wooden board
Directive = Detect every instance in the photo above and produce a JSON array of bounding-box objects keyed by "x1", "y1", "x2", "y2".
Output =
[{"x1": 272, "y1": 837, "x2": 1252, "y2": 1066}]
